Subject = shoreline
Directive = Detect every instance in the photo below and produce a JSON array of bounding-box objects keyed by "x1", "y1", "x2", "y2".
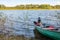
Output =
[{"x1": 0, "y1": 9, "x2": 60, "y2": 10}]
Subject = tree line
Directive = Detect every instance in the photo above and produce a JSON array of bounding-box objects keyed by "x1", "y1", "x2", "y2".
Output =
[{"x1": 0, "y1": 4, "x2": 60, "y2": 9}]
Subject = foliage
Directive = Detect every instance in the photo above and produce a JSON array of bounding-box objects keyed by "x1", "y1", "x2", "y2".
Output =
[{"x1": 0, "y1": 4, "x2": 60, "y2": 10}]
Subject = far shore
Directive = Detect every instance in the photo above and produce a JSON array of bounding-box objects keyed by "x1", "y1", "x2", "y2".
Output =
[
  {"x1": 0, "y1": 9, "x2": 60, "y2": 10},
  {"x1": 0, "y1": 4, "x2": 60, "y2": 10}
]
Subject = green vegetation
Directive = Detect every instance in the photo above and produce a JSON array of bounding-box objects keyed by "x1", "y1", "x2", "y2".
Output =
[{"x1": 0, "y1": 4, "x2": 60, "y2": 10}]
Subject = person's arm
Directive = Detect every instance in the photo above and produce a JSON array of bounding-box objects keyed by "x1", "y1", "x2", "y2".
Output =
[{"x1": 40, "y1": 22, "x2": 44, "y2": 28}]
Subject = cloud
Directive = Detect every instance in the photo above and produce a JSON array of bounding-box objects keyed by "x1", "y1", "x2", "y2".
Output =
[{"x1": 0, "y1": 0, "x2": 60, "y2": 6}]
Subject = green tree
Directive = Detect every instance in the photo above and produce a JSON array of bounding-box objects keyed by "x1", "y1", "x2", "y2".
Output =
[
  {"x1": 55, "y1": 5, "x2": 60, "y2": 9},
  {"x1": 39, "y1": 4, "x2": 52, "y2": 9}
]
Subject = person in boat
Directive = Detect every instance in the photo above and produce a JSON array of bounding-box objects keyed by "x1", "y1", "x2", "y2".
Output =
[
  {"x1": 34, "y1": 21, "x2": 40, "y2": 26},
  {"x1": 34, "y1": 17, "x2": 41, "y2": 26},
  {"x1": 38, "y1": 17, "x2": 41, "y2": 23},
  {"x1": 34, "y1": 17, "x2": 44, "y2": 27}
]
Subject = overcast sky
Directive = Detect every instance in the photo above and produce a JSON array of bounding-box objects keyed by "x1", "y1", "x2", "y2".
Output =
[{"x1": 0, "y1": 0, "x2": 60, "y2": 6}]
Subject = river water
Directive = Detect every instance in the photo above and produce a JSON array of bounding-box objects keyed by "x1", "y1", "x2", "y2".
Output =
[{"x1": 0, "y1": 10, "x2": 60, "y2": 38}]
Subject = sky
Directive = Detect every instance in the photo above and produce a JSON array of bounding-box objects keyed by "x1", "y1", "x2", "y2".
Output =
[{"x1": 0, "y1": 0, "x2": 60, "y2": 7}]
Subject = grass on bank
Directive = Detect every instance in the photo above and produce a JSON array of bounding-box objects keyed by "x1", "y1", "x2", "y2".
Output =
[{"x1": 0, "y1": 34, "x2": 32, "y2": 40}]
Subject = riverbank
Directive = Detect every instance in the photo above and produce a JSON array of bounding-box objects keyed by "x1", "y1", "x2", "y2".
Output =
[
  {"x1": 0, "y1": 8, "x2": 60, "y2": 10},
  {"x1": 0, "y1": 9, "x2": 60, "y2": 10},
  {"x1": 0, "y1": 29, "x2": 53, "y2": 40}
]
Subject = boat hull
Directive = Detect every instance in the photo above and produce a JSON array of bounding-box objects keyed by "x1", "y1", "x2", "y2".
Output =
[{"x1": 36, "y1": 27, "x2": 60, "y2": 40}]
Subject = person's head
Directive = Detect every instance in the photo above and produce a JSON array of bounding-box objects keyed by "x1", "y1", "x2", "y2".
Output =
[{"x1": 38, "y1": 17, "x2": 41, "y2": 23}]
